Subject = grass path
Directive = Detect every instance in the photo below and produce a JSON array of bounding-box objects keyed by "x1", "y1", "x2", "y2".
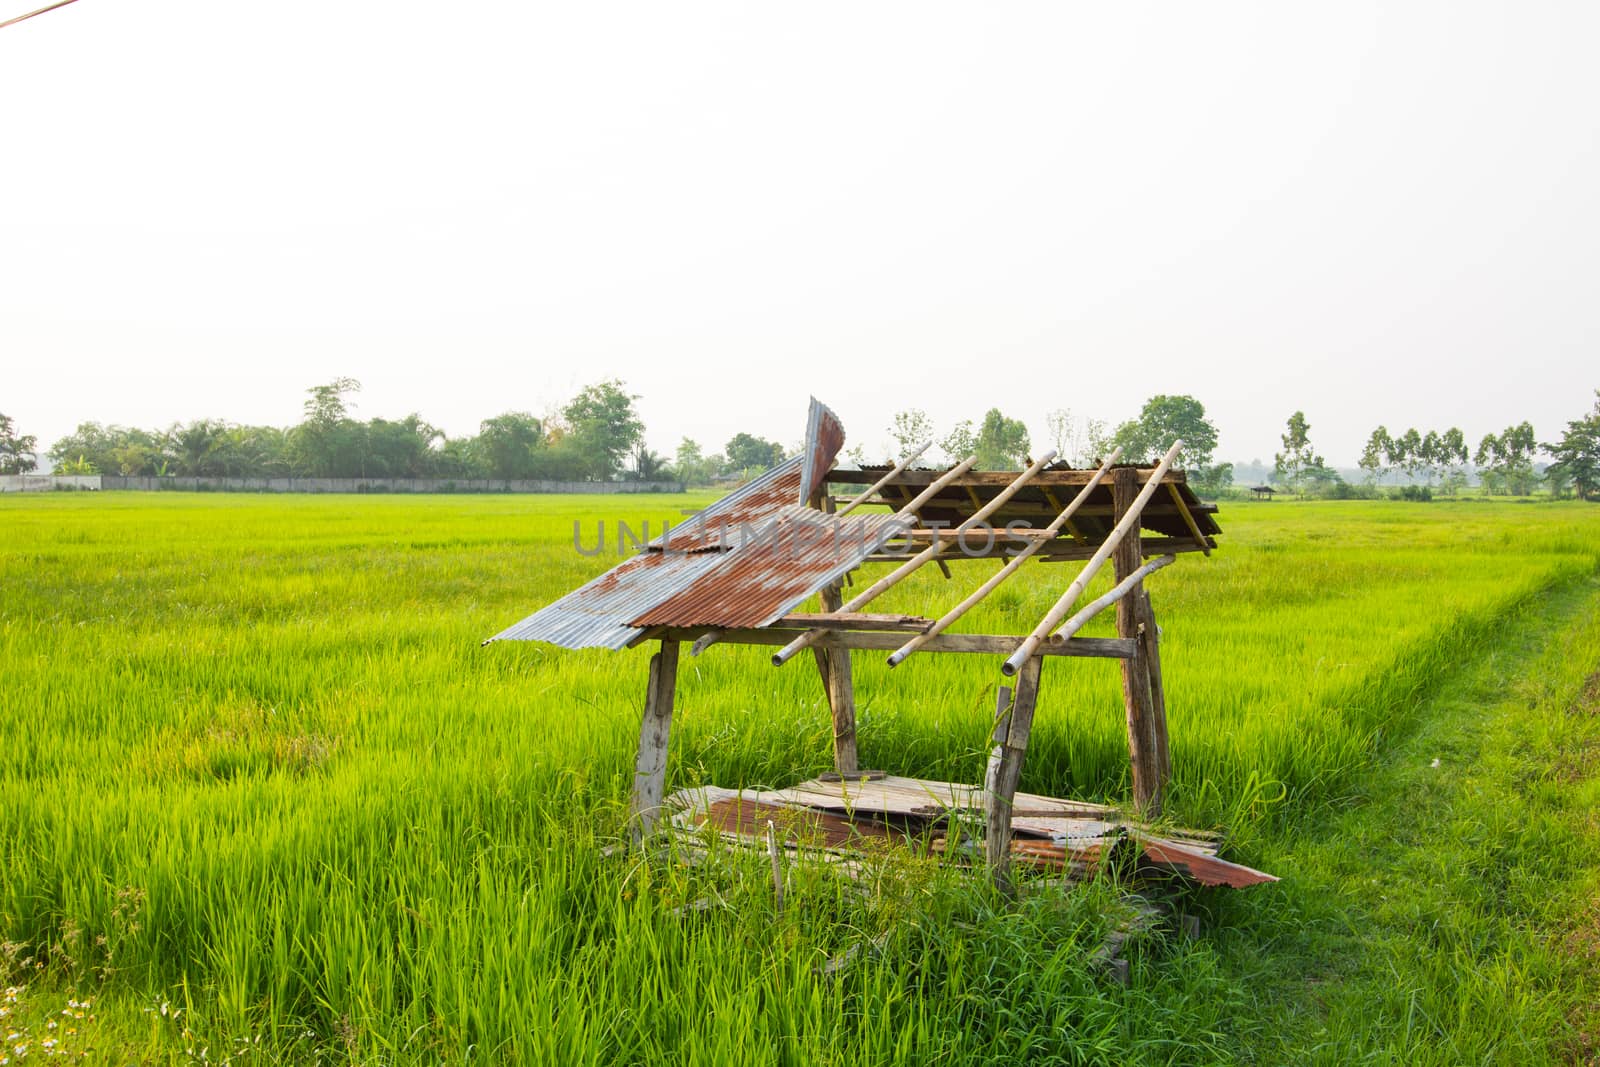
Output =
[{"x1": 1206, "y1": 572, "x2": 1600, "y2": 1063}]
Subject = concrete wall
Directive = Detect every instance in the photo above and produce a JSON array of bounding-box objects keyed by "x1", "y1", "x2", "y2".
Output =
[
  {"x1": 0, "y1": 475, "x2": 102, "y2": 492},
  {"x1": 97, "y1": 476, "x2": 683, "y2": 494}
]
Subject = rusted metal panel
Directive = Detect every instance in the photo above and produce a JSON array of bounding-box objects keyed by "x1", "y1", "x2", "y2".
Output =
[
  {"x1": 1133, "y1": 834, "x2": 1279, "y2": 887},
  {"x1": 488, "y1": 441, "x2": 898, "y2": 647},
  {"x1": 653, "y1": 455, "x2": 806, "y2": 552},
  {"x1": 799, "y1": 397, "x2": 845, "y2": 505},
  {"x1": 630, "y1": 506, "x2": 905, "y2": 629},
  {"x1": 484, "y1": 550, "x2": 724, "y2": 650}
]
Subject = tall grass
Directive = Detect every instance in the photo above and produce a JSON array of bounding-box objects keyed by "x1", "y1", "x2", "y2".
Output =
[{"x1": 1, "y1": 493, "x2": 1597, "y2": 1061}]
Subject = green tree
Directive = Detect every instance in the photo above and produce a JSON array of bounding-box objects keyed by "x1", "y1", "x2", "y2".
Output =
[
  {"x1": 673, "y1": 438, "x2": 716, "y2": 485},
  {"x1": 725, "y1": 432, "x2": 785, "y2": 472},
  {"x1": 1359, "y1": 426, "x2": 1392, "y2": 485},
  {"x1": 0, "y1": 413, "x2": 38, "y2": 474},
  {"x1": 1109, "y1": 394, "x2": 1226, "y2": 493},
  {"x1": 48, "y1": 422, "x2": 159, "y2": 475},
  {"x1": 562, "y1": 380, "x2": 644, "y2": 480},
  {"x1": 222, "y1": 425, "x2": 292, "y2": 476},
  {"x1": 166, "y1": 419, "x2": 230, "y2": 476},
  {"x1": 1044, "y1": 408, "x2": 1107, "y2": 467},
  {"x1": 291, "y1": 377, "x2": 366, "y2": 477},
  {"x1": 55, "y1": 454, "x2": 98, "y2": 475},
  {"x1": 974, "y1": 408, "x2": 1030, "y2": 469},
  {"x1": 476, "y1": 412, "x2": 544, "y2": 480},
  {"x1": 889, "y1": 409, "x2": 935, "y2": 459},
  {"x1": 1273, "y1": 411, "x2": 1324, "y2": 496},
  {"x1": 1475, "y1": 422, "x2": 1538, "y2": 495},
  {"x1": 365, "y1": 415, "x2": 444, "y2": 478},
  {"x1": 1544, "y1": 392, "x2": 1600, "y2": 500},
  {"x1": 1396, "y1": 428, "x2": 1424, "y2": 482},
  {"x1": 940, "y1": 420, "x2": 976, "y2": 464},
  {"x1": 1437, "y1": 427, "x2": 1469, "y2": 495},
  {"x1": 628, "y1": 445, "x2": 669, "y2": 482}
]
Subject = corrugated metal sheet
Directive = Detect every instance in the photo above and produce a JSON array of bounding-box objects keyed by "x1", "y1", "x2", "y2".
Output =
[
  {"x1": 799, "y1": 397, "x2": 845, "y2": 505},
  {"x1": 488, "y1": 400, "x2": 901, "y2": 649},
  {"x1": 629, "y1": 505, "x2": 904, "y2": 629},
  {"x1": 654, "y1": 455, "x2": 805, "y2": 551},
  {"x1": 485, "y1": 550, "x2": 724, "y2": 650}
]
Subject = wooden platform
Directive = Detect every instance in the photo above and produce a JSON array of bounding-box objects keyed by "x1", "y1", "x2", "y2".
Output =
[{"x1": 665, "y1": 774, "x2": 1276, "y2": 889}]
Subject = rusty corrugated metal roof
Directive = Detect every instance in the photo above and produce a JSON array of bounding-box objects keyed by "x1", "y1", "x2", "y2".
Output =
[
  {"x1": 485, "y1": 550, "x2": 725, "y2": 650},
  {"x1": 654, "y1": 456, "x2": 805, "y2": 552},
  {"x1": 487, "y1": 399, "x2": 900, "y2": 650},
  {"x1": 629, "y1": 506, "x2": 904, "y2": 629},
  {"x1": 799, "y1": 397, "x2": 845, "y2": 505}
]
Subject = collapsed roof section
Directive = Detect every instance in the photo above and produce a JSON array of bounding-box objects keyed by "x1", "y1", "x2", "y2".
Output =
[{"x1": 486, "y1": 397, "x2": 1219, "y2": 660}]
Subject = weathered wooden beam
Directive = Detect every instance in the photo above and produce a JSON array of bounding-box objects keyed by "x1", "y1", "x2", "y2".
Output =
[
  {"x1": 661, "y1": 627, "x2": 1138, "y2": 659},
  {"x1": 985, "y1": 655, "x2": 1043, "y2": 895},
  {"x1": 1113, "y1": 469, "x2": 1163, "y2": 817},
  {"x1": 1140, "y1": 591, "x2": 1171, "y2": 784},
  {"x1": 818, "y1": 582, "x2": 858, "y2": 774},
  {"x1": 630, "y1": 639, "x2": 681, "y2": 845},
  {"x1": 826, "y1": 467, "x2": 1192, "y2": 488},
  {"x1": 1166, "y1": 481, "x2": 1212, "y2": 556}
]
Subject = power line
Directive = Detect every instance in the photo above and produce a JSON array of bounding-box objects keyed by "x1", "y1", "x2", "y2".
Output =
[{"x1": 0, "y1": 0, "x2": 81, "y2": 32}]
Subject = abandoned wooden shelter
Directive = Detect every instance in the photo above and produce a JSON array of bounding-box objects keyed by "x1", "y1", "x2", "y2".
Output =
[{"x1": 488, "y1": 399, "x2": 1274, "y2": 893}]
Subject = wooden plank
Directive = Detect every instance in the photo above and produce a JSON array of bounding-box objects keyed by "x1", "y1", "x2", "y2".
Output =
[
  {"x1": 1113, "y1": 469, "x2": 1163, "y2": 817},
  {"x1": 630, "y1": 640, "x2": 681, "y2": 844},
  {"x1": 663, "y1": 626, "x2": 1137, "y2": 659}
]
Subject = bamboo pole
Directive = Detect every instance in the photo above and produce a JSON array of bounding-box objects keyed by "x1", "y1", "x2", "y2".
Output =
[
  {"x1": 835, "y1": 441, "x2": 933, "y2": 517},
  {"x1": 1051, "y1": 554, "x2": 1175, "y2": 642},
  {"x1": 892, "y1": 456, "x2": 980, "y2": 517},
  {"x1": 884, "y1": 449, "x2": 1121, "y2": 667},
  {"x1": 1002, "y1": 440, "x2": 1184, "y2": 676},
  {"x1": 770, "y1": 453, "x2": 1054, "y2": 667}
]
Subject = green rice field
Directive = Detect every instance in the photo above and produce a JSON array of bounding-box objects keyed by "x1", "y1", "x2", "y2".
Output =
[{"x1": 3, "y1": 492, "x2": 1599, "y2": 1063}]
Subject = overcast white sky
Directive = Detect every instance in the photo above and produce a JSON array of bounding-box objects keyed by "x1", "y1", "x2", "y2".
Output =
[{"x1": 3, "y1": 2, "x2": 1596, "y2": 466}]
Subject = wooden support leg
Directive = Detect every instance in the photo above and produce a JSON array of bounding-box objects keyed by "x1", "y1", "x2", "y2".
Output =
[
  {"x1": 1140, "y1": 591, "x2": 1171, "y2": 784},
  {"x1": 1112, "y1": 468, "x2": 1163, "y2": 817},
  {"x1": 630, "y1": 639, "x2": 680, "y2": 846},
  {"x1": 818, "y1": 582, "x2": 859, "y2": 774},
  {"x1": 984, "y1": 654, "x2": 1042, "y2": 895}
]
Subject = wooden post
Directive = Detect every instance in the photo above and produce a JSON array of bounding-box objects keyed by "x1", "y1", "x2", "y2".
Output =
[
  {"x1": 984, "y1": 655, "x2": 1042, "y2": 894},
  {"x1": 816, "y1": 581, "x2": 859, "y2": 774},
  {"x1": 809, "y1": 489, "x2": 860, "y2": 775},
  {"x1": 1112, "y1": 468, "x2": 1163, "y2": 816},
  {"x1": 1139, "y1": 591, "x2": 1171, "y2": 783},
  {"x1": 630, "y1": 639, "x2": 681, "y2": 845}
]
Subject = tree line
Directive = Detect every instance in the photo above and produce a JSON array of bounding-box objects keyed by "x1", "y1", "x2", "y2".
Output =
[{"x1": 3, "y1": 385, "x2": 1597, "y2": 500}]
